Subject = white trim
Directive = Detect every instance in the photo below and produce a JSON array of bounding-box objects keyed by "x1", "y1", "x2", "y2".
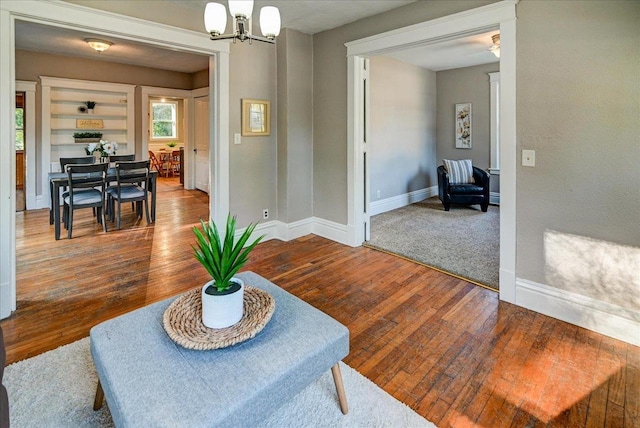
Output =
[
  {"x1": 490, "y1": 192, "x2": 500, "y2": 205},
  {"x1": 15, "y1": 80, "x2": 36, "y2": 210},
  {"x1": 516, "y1": 278, "x2": 640, "y2": 346},
  {"x1": 346, "y1": 0, "x2": 517, "y2": 303},
  {"x1": 370, "y1": 186, "x2": 437, "y2": 216},
  {"x1": 236, "y1": 217, "x2": 348, "y2": 247},
  {"x1": 345, "y1": 0, "x2": 517, "y2": 57},
  {"x1": 211, "y1": 53, "x2": 229, "y2": 227},
  {"x1": 0, "y1": 8, "x2": 16, "y2": 318},
  {"x1": 498, "y1": 18, "x2": 517, "y2": 303},
  {"x1": 0, "y1": 0, "x2": 230, "y2": 319},
  {"x1": 489, "y1": 72, "x2": 500, "y2": 171},
  {"x1": 311, "y1": 217, "x2": 349, "y2": 246}
]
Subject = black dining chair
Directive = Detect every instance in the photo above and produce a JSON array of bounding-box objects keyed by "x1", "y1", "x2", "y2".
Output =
[
  {"x1": 108, "y1": 154, "x2": 135, "y2": 163},
  {"x1": 107, "y1": 160, "x2": 151, "y2": 230},
  {"x1": 64, "y1": 163, "x2": 108, "y2": 239},
  {"x1": 59, "y1": 156, "x2": 97, "y2": 222}
]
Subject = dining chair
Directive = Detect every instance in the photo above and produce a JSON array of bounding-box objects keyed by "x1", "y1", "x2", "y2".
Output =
[
  {"x1": 59, "y1": 156, "x2": 95, "y2": 172},
  {"x1": 107, "y1": 160, "x2": 151, "y2": 230},
  {"x1": 108, "y1": 154, "x2": 136, "y2": 163},
  {"x1": 148, "y1": 151, "x2": 168, "y2": 177},
  {"x1": 170, "y1": 150, "x2": 181, "y2": 177},
  {"x1": 59, "y1": 156, "x2": 97, "y2": 223},
  {"x1": 63, "y1": 163, "x2": 108, "y2": 239}
]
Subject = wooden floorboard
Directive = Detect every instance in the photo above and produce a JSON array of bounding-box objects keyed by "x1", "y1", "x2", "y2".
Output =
[{"x1": 2, "y1": 176, "x2": 638, "y2": 427}]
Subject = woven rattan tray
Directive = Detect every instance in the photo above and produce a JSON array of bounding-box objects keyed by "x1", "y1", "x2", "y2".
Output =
[{"x1": 163, "y1": 286, "x2": 275, "y2": 350}]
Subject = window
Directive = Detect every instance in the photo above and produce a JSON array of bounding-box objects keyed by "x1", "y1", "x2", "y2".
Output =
[
  {"x1": 151, "y1": 100, "x2": 177, "y2": 140},
  {"x1": 15, "y1": 93, "x2": 25, "y2": 150}
]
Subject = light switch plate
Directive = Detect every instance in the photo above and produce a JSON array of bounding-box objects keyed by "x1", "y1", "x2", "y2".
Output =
[
  {"x1": 522, "y1": 149, "x2": 535, "y2": 167},
  {"x1": 234, "y1": 133, "x2": 241, "y2": 145}
]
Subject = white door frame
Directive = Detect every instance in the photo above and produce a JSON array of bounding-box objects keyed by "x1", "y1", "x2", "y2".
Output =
[
  {"x1": 15, "y1": 80, "x2": 37, "y2": 210},
  {"x1": 345, "y1": 0, "x2": 517, "y2": 303},
  {"x1": 141, "y1": 86, "x2": 192, "y2": 187},
  {"x1": 0, "y1": 0, "x2": 230, "y2": 318}
]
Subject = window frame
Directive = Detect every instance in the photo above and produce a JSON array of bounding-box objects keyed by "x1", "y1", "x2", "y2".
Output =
[{"x1": 150, "y1": 100, "x2": 178, "y2": 141}]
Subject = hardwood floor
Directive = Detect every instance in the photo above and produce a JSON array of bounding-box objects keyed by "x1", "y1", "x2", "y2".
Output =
[{"x1": 2, "y1": 177, "x2": 638, "y2": 427}]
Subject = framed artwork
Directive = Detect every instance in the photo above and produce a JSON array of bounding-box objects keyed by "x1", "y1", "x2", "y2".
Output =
[
  {"x1": 241, "y1": 99, "x2": 271, "y2": 136},
  {"x1": 455, "y1": 103, "x2": 472, "y2": 149}
]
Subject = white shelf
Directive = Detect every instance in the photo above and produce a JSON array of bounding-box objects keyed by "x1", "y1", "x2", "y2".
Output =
[{"x1": 41, "y1": 76, "x2": 136, "y2": 166}]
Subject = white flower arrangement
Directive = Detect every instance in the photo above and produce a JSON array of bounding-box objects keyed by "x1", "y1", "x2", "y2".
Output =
[{"x1": 85, "y1": 140, "x2": 119, "y2": 157}]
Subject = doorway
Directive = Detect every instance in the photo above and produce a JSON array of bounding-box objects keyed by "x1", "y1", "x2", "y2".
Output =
[
  {"x1": 15, "y1": 92, "x2": 25, "y2": 212},
  {"x1": 0, "y1": 1, "x2": 232, "y2": 320},
  {"x1": 346, "y1": 1, "x2": 517, "y2": 302},
  {"x1": 194, "y1": 96, "x2": 210, "y2": 193}
]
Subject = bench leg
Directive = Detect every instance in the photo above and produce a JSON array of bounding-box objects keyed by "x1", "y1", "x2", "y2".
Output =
[
  {"x1": 331, "y1": 363, "x2": 348, "y2": 415},
  {"x1": 93, "y1": 380, "x2": 104, "y2": 410}
]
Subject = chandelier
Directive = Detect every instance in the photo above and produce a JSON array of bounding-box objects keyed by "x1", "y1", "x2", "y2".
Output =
[{"x1": 204, "y1": 0, "x2": 281, "y2": 44}]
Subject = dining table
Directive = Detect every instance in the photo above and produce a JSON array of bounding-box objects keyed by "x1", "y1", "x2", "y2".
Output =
[{"x1": 48, "y1": 168, "x2": 158, "y2": 240}]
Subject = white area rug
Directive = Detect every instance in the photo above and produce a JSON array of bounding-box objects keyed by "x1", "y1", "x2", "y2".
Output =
[{"x1": 4, "y1": 338, "x2": 435, "y2": 428}]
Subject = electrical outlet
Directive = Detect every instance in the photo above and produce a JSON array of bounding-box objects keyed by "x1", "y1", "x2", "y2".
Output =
[
  {"x1": 263, "y1": 209, "x2": 269, "y2": 219},
  {"x1": 376, "y1": 190, "x2": 381, "y2": 199}
]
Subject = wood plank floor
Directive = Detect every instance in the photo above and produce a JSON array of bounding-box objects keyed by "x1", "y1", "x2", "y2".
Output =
[{"x1": 2, "y1": 177, "x2": 638, "y2": 427}]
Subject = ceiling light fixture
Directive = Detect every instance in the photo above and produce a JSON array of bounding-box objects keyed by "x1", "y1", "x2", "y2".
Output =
[
  {"x1": 204, "y1": 0, "x2": 281, "y2": 45},
  {"x1": 85, "y1": 38, "x2": 113, "y2": 53},
  {"x1": 489, "y1": 33, "x2": 500, "y2": 58}
]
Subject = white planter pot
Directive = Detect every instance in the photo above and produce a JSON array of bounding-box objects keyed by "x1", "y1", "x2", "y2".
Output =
[{"x1": 201, "y1": 277, "x2": 244, "y2": 329}]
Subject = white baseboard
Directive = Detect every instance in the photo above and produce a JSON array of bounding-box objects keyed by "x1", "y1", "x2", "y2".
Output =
[
  {"x1": 516, "y1": 278, "x2": 640, "y2": 346},
  {"x1": 35, "y1": 195, "x2": 48, "y2": 210},
  {"x1": 311, "y1": 217, "x2": 349, "y2": 245},
  {"x1": 370, "y1": 186, "x2": 438, "y2": 216},
  {"x1": 490, "y1": 191, "x2": 500, "y2": 205},
  {"x1": 238, "y1": 217, "x2": 348, "y2": 246},
  {"x1": 0, "y1": 281, "x2": 12, "y2": 319}
]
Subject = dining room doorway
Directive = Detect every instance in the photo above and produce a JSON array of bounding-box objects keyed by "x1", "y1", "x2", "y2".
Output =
[{"x1": 15, "y1": 92, "x2": 25, "y2": 212}]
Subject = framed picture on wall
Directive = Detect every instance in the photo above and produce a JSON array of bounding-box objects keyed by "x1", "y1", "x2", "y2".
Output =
[
  {"x1": 455, "y1": 103, "x2": 472, "y2": 149},
  {"x1": 241, "y1": 99, "x2": 271, "y2": 136}
]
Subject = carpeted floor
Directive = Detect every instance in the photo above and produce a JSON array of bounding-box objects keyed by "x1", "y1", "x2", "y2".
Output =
[
  {"x1": 4, "y1": 338, "x2": 435, "y2": 427},
  {"x1": 367, "y1": 197, "x2": 499, "y2": 290}
]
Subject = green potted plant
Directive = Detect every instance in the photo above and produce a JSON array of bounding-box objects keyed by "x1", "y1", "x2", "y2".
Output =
[
  {"x1": 84, "y1": 101, "x2": 97, "y2": 114},
  {"x1": 192, "y1": 214, "x2": 264, "y2": 328},
  {"x1": 73, "y1": 131, "x2": 103, "y2": 144}
]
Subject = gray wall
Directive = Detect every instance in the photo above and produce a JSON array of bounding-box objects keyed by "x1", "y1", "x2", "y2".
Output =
[
  {"x1": 277, "y1": 29, "x2": 314, "y2": 223},
  {"x1": 369, "y1": 56, "x2": 437, "y2": 202},
  {"x1": 436, "y1": 63, "x2": 498, "y2": 170},
  {"x1": 516, "y1": 0, "x2": 640, "y2": 299},
  {"x1": 228, "y1": 41, "x2": 278, "y2": 226}
]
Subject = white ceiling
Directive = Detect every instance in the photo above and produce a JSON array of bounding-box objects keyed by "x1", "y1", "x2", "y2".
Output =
[{"x1": 14, "y1": 1, "x2": 498, "y2": 74}]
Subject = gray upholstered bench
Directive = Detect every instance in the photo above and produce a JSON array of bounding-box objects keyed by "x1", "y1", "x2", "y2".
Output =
[{"x1": 90, "y1": 271, "x2": 349, "y2": 427}]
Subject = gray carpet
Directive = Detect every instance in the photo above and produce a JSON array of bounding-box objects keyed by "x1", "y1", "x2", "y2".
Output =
[
  {"x1": 367, "y1": 197, "x2": 499, "y2": 290},
  {"x1": 4, "y1": 338, "x2": 435, "y2": 428}
]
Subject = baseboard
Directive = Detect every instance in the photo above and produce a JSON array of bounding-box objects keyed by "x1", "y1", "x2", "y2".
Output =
[
  {"x1": 516, "y1": 278, "x2": 640, "y2": 346},
  {"x1": 0, "y1": 281, "x2": 12, "y2": 319},
  {"x1": 237, "y1": 217, "x2": 348, "y2": 246},
  {"x1": 490, "y1": 191, "x2": 500, "y2": 205},
  {"x1": 311, "y1": 217, "x2": 349, "y2": 245},
  {"x1": 370, "y1": 186, "x2": 438, "y2": 216},
  {"x1": 35, "y1": 195, "x2": 48, "y2": 210}
]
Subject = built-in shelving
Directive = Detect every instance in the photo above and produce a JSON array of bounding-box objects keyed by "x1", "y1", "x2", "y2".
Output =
[{"x1": 40, "y1": 76, "x2": 135, "y2": 172}]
